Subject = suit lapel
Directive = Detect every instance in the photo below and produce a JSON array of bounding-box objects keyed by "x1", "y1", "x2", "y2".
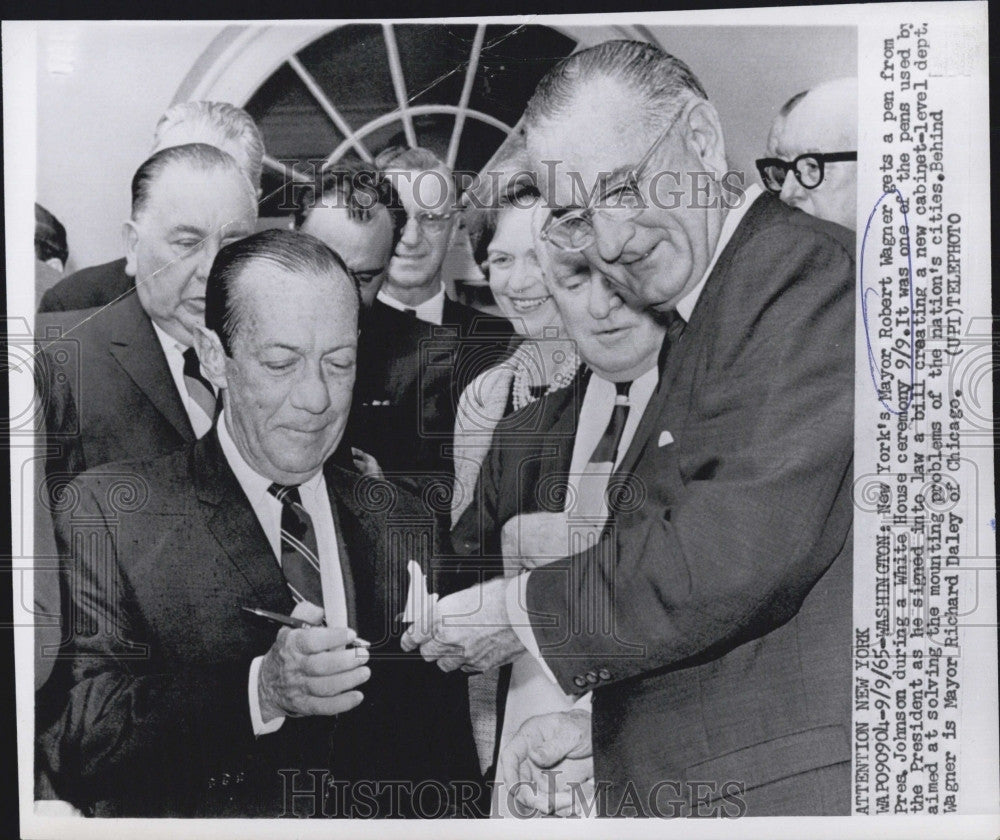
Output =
[
  {"x1": 324, "y1": 465, "x2": 382, "y2": 637},
  {"x1": 108, "y1": 295, "x2": 194, "y2": 442},
  {"x1": 194, "y1": 430, "x2": 292, "y2": 612},
  {"x1": 616, "y1": 197, "x2": 775, "y2": 477},
  {"x1": 503, "y1": 367, "x2": 588, "y2": 514}
]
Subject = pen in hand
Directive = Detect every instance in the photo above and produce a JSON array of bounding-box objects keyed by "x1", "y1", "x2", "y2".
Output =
[{"x1": 241, "y1": 606, "x2": 371, "y2": 647}]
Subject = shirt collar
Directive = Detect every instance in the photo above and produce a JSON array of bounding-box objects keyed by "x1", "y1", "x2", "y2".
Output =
[
  {"x1": 590, "y1": 363, "x2": 659, "y2": 398},
  {"x1": 675, "y1": 183, "x2": 764, "y2": 323},
  {"x1": 216, "y1": 410, "x2": 325, "y2": 506},
  {"x1": 150, "y1": 318, "x2": 187, "y2": 361},
  {"x1": 377, "y1": 285, "x2": 446, "y2": 325}
]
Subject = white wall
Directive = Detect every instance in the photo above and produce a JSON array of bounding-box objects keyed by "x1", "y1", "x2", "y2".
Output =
[{"x1": 35, "y1": 22, "x2": 226, "y2": 271}]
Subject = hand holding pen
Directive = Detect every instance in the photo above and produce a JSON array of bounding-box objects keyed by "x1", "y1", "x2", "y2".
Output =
[{"x1": 249, "y1": 601, "x2": 372, "y2": 722}]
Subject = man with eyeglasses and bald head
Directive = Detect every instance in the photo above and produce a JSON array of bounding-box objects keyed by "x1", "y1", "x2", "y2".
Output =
[
  {"x1": 344, "y1": 146, "x2": 512, "y2": 518},
  {"x1": 405, "y1": 41, "x2": 855, "y2": 818},
  {"x1": 757, "y1": 77, "x2": 858, "y2": 230}
]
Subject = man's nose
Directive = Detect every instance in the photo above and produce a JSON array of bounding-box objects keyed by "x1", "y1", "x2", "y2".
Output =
[
  {"x1": 291, "y1": 362, "x2": 333, "y2": 415},
  {"x1": 587, "y1": 271, "x2": 622, "y2": 320},
  {"x1": 779, "y1": 170, "x2": 804, "y2": 204},
  {"x1": 591, "y1": 213, "x2": 633, "y2": 265},
  {"x1": 195, "y1": 238, "x2": 221, "y2": 280},
  {"x1": 399, "y1": 216, "x2": 422, "y2": 247}
]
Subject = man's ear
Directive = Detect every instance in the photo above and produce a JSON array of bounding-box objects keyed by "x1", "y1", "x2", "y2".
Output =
[
  {"x1": 684, "y1": 100, "x2": 728, "y2": 178},
  {"x1": 122, "y1": 220, "x2": 140, "y2": 278},
  {"x1": 193, "y1": 325, "x2": 228, "y2": 392}
]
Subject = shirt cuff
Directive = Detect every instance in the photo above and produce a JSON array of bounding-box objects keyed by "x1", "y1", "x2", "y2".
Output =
[
  {"x1": 505, "y1": 571, "x2": 560, "y2": 686},
  {"x1": 249, "y1": 655, "x2": 285, "y2": 736},
  {"x1": 573, "y1": 691, "x2": 593, "y2": 713}
]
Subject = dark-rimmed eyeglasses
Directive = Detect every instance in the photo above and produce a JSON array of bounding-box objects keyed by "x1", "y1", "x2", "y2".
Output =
[
  {"x1": 755, "y1": 152, "x2": 857, "y2": 193},
  {"x1": 539, "y1": 102, "x2": 688, "y2": 253},
  {"x1": 347, "y1": 267, "x2": 385, "y2": 289}
]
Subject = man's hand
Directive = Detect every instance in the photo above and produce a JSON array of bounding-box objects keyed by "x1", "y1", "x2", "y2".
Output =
[
  {"x1": 399, "y1": 576, "x2": 525, "y2": 672},
  {"x1": 351, "y1": 447, "x2": 385, "y2": 480},
  {"x1": 258, "y1": 604, "x2": 370, "y2": 722},
  {"x1": 499, "y1": 709, "x2": 594, "y2": 816}
]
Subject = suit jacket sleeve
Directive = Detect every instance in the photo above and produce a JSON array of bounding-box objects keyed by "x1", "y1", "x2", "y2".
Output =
[
  {"x1": 38, "y1": 284, "x2": 65, "y2": 313},
  {"x1": 526, "y1": 222, "x2": 855, "y2": 693},
  {"x1": 444, "y1": 429, "x2": 505, "y2": 594},
  {"x1": 39, "y1": 475, "x2": 258, "y2": 806}
]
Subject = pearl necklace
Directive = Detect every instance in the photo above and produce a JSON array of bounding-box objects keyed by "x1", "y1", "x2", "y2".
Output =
[{"x1": 510, "y1": 343, "x2": 581, "y2": 412}]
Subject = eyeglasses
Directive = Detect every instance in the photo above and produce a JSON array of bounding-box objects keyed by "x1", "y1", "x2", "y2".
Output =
[
  {"x1": 539, "y1": 103, "x2": 688, "y2": 253},
  {"x1": 405, "y1": 210, "x2": 454, "y2": 234},
  {"x1": 347, "y1": 267, "x2": 385, "y2": 288},
  {"x1": 755, "y1": 151, "x2": 857, "y2": 193}
]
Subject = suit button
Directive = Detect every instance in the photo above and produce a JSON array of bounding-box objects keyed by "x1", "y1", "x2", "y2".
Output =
[
  {"x1": 585, "y1": 671, "x2": 598, "y2": 684},
  {"x1": 573, "y1": 675, "x2": 588, "y2": 688},
  {"x1": 598, "y1": 669, "x2": 611, "y2": 681}
]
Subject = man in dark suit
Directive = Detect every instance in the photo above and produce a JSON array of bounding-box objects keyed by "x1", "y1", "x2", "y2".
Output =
[
  {"x1": 408, "y1": 41, "x2": 854, "y2": 817},
  {"x1": 345, "y1": 145, "x2": 512, "y2": 509},
  {"x1": 37, "y1": 142, "x2": 258, "y2": 477},
  {"x1": 39, "y1": 229, "x2": 480, "y2": 817},
  {"x1": 38, "y1": 100, "x2": 264, "y2": 313},
  {"x1": 450, "y1": 251, "x2": 666, "y2": 806}
]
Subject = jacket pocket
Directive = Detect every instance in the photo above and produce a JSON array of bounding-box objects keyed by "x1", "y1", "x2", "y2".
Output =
[{"x1": 682, "y1": 724, "x2": 850, "y2": 794}]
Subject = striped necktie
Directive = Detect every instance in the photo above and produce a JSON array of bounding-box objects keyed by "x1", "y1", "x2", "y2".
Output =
[
  {"x1": 268, "y1": 483, "x2": 324, "y2": 608},
  {"x1": 181, "y1": 347, "x2": 217, "y2": 425},
  {"x1": 573, "y1": 380, "x2": 632, "y2": 519}
]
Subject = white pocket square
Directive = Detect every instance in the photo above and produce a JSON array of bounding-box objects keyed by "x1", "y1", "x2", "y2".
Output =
[{"x1": 658, "y1": 431, "x2": 674, "y2": 447}]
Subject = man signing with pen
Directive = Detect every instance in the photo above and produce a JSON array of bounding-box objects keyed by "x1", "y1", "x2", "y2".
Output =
[{"x1": 39, "y1": 229, "x2": 480, "y2": 817}]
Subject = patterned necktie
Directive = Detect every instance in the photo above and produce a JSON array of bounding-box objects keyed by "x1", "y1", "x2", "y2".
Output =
[
  {"x1": 573, "y1": 380, "x2": 632, "y2": 519},
  {"x1": 181, "y1": 347, "x2": 217, "y2": 425},
  {"x1": 268, "y1": 483, "x2": 324, "y2": 607}
]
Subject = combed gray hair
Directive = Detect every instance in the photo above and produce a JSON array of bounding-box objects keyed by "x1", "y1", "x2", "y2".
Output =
[
  {"x1": 524, "y1": 40, "x2": 708, "y2": 132},
  {"x1": 153, "y1": 100, "x2": 265, "y2": 189}
]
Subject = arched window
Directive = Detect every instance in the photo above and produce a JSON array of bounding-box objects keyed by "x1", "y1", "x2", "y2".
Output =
[{"x1": 242, "y1": 23, "x2": 577, "y2": 219}]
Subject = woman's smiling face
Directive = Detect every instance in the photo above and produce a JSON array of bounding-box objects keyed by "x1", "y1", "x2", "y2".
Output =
[{"x1": 486, "y1": 204, "x2": 562, "y2": 339}]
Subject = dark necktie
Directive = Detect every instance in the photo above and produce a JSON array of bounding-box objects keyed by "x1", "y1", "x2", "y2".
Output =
[
  {"x1": 574, "y1": 380, "x2": 632, "y2": 518},
  {"x1": 181, "y1": 347, "x2": 217, "y2": 425},
  {"x1": 268, "y1": 483, "x2": 324, "y2": 607},
  {"x1": 403, "y1": 307, "x2": 418, "y2": 319},
  {"x1": 657, "y1": 310, "x2": 687, "y2": 375}
]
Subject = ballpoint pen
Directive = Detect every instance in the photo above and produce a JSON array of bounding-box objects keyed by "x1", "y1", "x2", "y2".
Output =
[{"x1": 241, "y1": 606, "x2": 370, "y2": 646}]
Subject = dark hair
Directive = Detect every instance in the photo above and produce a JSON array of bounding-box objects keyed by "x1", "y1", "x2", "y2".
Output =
[
  {"x1": 524, "y1": 40, "x2": 708, "y2": 131},
  {"x1": 205, "y1": 228, "x2": 355, "y2": 355},
  {"x1": 34, "y1": 203, "x2": 68, "y2": 266},
  {"x1": 473, "y1": 180, "x2": 541, "y2": 266},
  {"x1": 293, "y1": 157, "x2": 407, "y2": 248},
  {"x1": 131, "y1": 143, "x2": 248, "y2": 219},
  {"x1": 779, "y1": 89, "x2": 809, "y2": 117}
]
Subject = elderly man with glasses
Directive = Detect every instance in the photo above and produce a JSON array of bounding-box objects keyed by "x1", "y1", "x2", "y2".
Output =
[
  {"x1": 757, "y1": 77, "x2": 858, "y2": 230},
  {"x1": 405, "y1": 41, "x2": 855, "y2": 818},
  {"x1": 343, "y1": 146, "x2": 513, "y2": 525}
]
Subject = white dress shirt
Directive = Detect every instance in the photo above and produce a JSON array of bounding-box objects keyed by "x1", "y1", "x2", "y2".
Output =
[
  {"x1": 150, "y1": 320, "x2": 214, "y2": 439},
  {"x1": 505, "y1": 185, "x2": 766, "y2": 686},
  {"x1": 216, "y1": 413, "x2": 349, "y2": 736},
  {"x1": 377, "y1": 285, "x2": 446, "y2": 325}
]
